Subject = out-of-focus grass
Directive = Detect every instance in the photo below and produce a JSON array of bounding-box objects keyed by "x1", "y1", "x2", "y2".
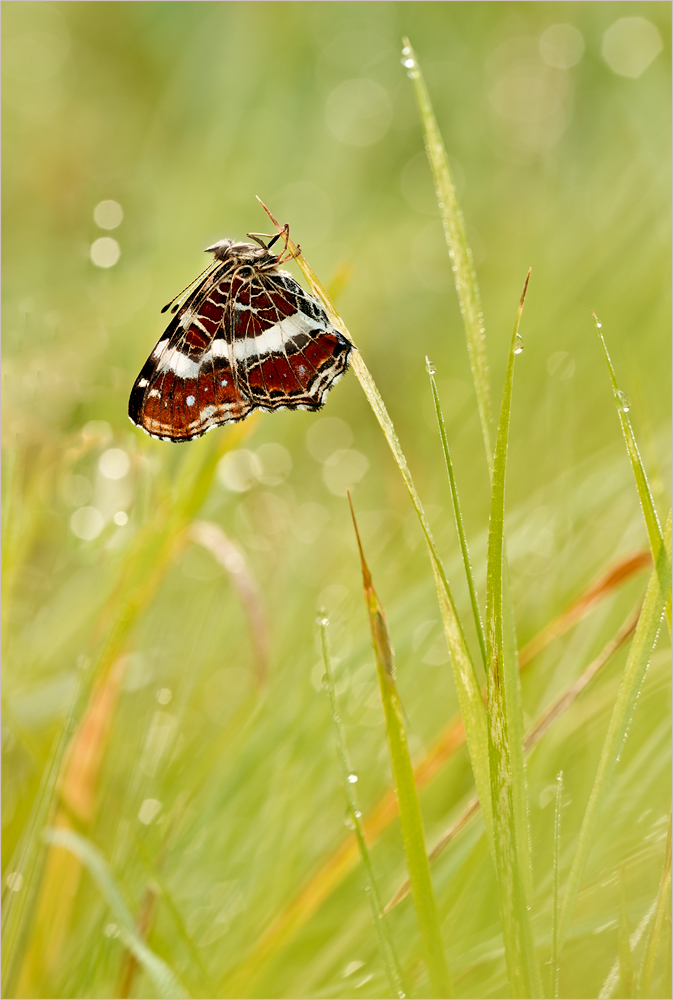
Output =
[{"x1": 2, "y1": 3, "x2": 670, "y2": 998}]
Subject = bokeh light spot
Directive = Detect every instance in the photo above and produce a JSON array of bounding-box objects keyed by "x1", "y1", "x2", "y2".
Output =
[
  {"x1": 70, "y1": 506, "x2": 105, "y2": 541},
  {"x1": 138, "y1": 798, "x2": 162, "y2": 825},
  {"x1": 99, "y1": 448, "x2": 130, "y2": 480},
  {"x1": 602, "y1": 18, "x2": 663, "y2": 78},
  {"x1": 306, "y1": 417, "x2": 353, "y2": 462},
  {"x1": 93, "y1": 199, "x2": 123, "y2": 230},
  {"x1": 90, "y1": 237, "x2": 120, "y2": 268},
  {"x1": 539, "y1": 24, "x2": 585, "y2": 69},
  {"x1": 217, "y1": 450, "x2": 261, "y2": 492},
  {"x1": 322, "y1": 449, "x2": 369, "y2": 497}
]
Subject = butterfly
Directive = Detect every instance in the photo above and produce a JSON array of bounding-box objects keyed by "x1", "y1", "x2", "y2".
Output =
[{"x1": 128, "y1": 226, "x2": 352, "y2": 442}]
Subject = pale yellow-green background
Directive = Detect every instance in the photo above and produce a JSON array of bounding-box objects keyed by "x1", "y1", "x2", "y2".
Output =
[{"x1": 3, "y1": 3, "x2": 670, "y2": 998}]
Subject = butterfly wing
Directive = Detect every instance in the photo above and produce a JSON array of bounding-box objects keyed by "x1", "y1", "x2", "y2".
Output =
[
  {"x1": 226, "y1": 271, "x2": 352, "y2": 412},
  {"x1": 128, "y1": 271, "x2": 253, "y2": 441},
  {"x1": 129, "y1": 262, "x2": 352, "y2": 441}
]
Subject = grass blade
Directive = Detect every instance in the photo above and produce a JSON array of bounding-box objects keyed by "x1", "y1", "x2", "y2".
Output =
[
  {"x1": 426, "y1": 357, "x2": 487, "y2": 668},
  {"x1": 551, "y1": 771, "x2": 563, "y2": 1000},
  {"x1": 386, "y1": 599, "x2": 641, "y2": 912},
  {"x1": 44, "y1": 827, "x2": 188, "y2": 999},
  {"x1": 349, "y1": 496, "x2": 453, "y2": 999},
  {"x1": 402, "y1": 38, "x2": 494, "y2": 471},
  {"x1": 319, "y1": 614, "x2": 407, "y2": 999},
  {"x1": 257, "y1": 198, "x2": 494, "y2": 854},
  {"x1": 221, "y1": 551, "x2": 647, "y2": 983},
  {"x1": 595, "y1": 313, "x2": 670, "y2": 631},
  {"x1": 2, "y1": 427, "x2": 250, "y2": 997},
  {"x1": 618, "y1": 867, "x2": 635, "y2": 999},
  {"x1": 559, "y1": 511, "x2": 672, "y2": 947},
  {"x1": 637, "y1": 813, "x2": 672, "y2": 998},
  {"x1": 485, "y1": 269, "x2": 541, "y2": 997}
]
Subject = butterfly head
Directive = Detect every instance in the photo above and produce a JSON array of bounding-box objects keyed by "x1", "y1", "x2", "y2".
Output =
[{"x1": 204, "y1": 239, "x2": 278, "y2": 269}]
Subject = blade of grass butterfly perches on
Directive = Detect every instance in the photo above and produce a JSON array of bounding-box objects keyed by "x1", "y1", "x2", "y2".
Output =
[{"x1": 255, "y1": 196, "x2": 493, "y2": 853}]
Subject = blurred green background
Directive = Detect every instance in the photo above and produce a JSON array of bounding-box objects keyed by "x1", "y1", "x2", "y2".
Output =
[{"x1": 2, "y1": 2, "x2": 670, "y2": 998}]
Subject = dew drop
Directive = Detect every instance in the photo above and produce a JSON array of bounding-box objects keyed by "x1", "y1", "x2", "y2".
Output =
[
  {"x1": 347, "y1": 772, "x2": 358, "y2": 784},
  {"x1": 616, "y1": 389, "x2": 630, "y2": 413},
  {"x1": 514, "y1": 334, "x2": 524, "y2": 355},
  {"x1": 425, "y1": 356, "x2": 437, "y2": 375},
  {"x1": 316, "y1": 610, "x2": 329, "y2": 626},
  {"x1": 344, "y1": 809, "x2": 356, "y2": 829}
]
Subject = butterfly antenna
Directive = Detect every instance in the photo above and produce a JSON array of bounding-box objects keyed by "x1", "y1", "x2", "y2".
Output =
[{"x1": 161, "y1": 261, "x2": 216, "y2": 314}]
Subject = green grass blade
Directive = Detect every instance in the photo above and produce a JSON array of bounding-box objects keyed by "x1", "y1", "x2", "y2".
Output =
[
  {"x1": 619, "y1": 867, "x2": 635, "y2": 999},
  {"x1": 402, "y1": 38, "x2": 494, "y2": 472},
  {"x1": 1, "y1": 672, "x2": 90, "y2": 998},
  {"x1": 426, "y1": 358, "x2": 487, "y2": 669},
  {"x1": 551, "y1": 771, "x2": 563, "y2": 1000},
  {"x1": 44, "y1": 828, "x2": 188, "y2": 999},
  {"x1": 349, "y1": 497, "x2": 453, "y2": 999},
  {"x1": 319, "y1": 614, "x2": 408, "y2": 1000},
  {"x1": 257, "y1": 199, "x2": 494, "y2": 853},
  {"x1": 595, "y1": 314, "x2": 670, "y2": 631},
  {"x1": 637, "y1": 813, "x2": 672, "y2": 998},
  {"x1": 559, "y1": 510, "x2": 672, "y2": 947},
  {"x1": 485, "y1": 270, "x2": 541, "y2": 997}
]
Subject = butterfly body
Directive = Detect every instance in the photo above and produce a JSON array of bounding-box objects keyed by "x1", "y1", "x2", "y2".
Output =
[{"x1": 128, "y1": 237, "x2": 352, "y2": 442}]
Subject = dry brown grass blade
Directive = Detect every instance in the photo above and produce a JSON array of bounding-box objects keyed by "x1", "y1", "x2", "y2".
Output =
[
  {"x1": 15, "y1": 654, "x2": 129, "y2": 996},
  {"x1": 116, "y1": 885, "x2": 158, "y2": 999},
  {"x1": 190, "y1": 520, "x2": 269, "y2": 685},
  {"x1": 518, "y1": 551, "x2": 650, "y2": 667},
  {"x1": 224, "y1": 549, "x2": 649, "y2": 987}
]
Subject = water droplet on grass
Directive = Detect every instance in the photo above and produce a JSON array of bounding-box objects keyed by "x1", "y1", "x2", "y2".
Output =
[
  {"x1": 425, "y1": 356, "x2": 437, "y2": 375},
  {"x1": 616, "y1": 389, "x2": 630, "y2": 412},
  {"x1": 347, "y1": 772, "x2": 358, "y2": 783},
  {"x1": 514, "y1": 334, "x2": 524, "y2": 354},
  {"x1": 343, "y1": 808, "x2": 361, "y2": 829},
  {"x1": 316, "y1": 610, "x2": 329, "y2": 626}
]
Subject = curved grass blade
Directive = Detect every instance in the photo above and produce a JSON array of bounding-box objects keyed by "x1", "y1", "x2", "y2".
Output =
[
  {"x1": 559, "y1": 511, "x2": 672, "y2": 948},
  {"x1": 485, "y1": 270, "x2": 541, "y2": 997},
  {"x1": 349, "y1": 495, "x2": 453, "y2": 999},
  {"x1": 44, "y1": 827, "x2": 188, "y2": 999},
  {"x1": 595, "y1": 313, "x2": 670, "y2": 631},
  {"x1": 402, "y1": 38, "x2": 494, "y2": 471},
  {"x1": 426, "y1": 357, "x2": 487, "y2": 669},
  {"x1": 319, "y1": 615, "x2": 407, "y2": 999},
  {"x1": 257, "y1": 197, "x2": 493, "y2": 855}
]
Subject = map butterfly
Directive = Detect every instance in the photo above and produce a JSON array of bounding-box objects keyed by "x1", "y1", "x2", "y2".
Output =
[{"x1": 128, "y1": 226, "x2": 353, "y2": 442}]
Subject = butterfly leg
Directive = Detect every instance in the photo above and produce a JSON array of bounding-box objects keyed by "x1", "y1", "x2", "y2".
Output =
[{"x1": 246, "y1": 223, "x2": 290, "y2": 252}]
